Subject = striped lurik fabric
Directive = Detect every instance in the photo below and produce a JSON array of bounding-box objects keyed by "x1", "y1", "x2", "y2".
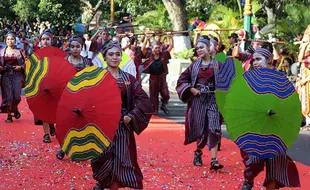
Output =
[
  {"x1": 188, "y1": 94, "x2": 221, "y2": 150},
  {"x1": 242, "y1": 152, "x2": 300, "y2": 188},
  {"x1": 91, "y1": 70, "x2": 152, "y2": 189},
  {"x1": 176, "y1": 58, "x2": 222, "y2": 149}
]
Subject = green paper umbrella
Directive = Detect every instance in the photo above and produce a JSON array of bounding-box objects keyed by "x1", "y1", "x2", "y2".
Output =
[
  {"x1": 217, "y1": 68, "x2": 301, "y2": 159},
  {"x1": 215, "y1": 55, "x2": 243, "y2": 112}
]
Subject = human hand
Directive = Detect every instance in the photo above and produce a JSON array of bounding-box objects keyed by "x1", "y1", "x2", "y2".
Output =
[
  {"x1": 0, "y1": 66, "x2": 3, "y2": 71},
  {"x1": 190, "y1": 88, "x2": 201, "y2": 96},
  {"x1": 123, "y1": 115, "x2": 132, "y2": 124},
  {"x1": 13, "y1": 66, "x2": 22, "y2": 71}
]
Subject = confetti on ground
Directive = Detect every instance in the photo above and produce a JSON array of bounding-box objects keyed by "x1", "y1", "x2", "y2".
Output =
[{"x1": 0, "y1": 98, "x2": 309, "y2": 189}]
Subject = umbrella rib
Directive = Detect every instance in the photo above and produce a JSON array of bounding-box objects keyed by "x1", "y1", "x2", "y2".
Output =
[
  {"x1": 224, "y1": 108, "x2": 265, "y2": 113},
  {"x1": 226, "y1": 114, "x2": 267, "y2": 131}
]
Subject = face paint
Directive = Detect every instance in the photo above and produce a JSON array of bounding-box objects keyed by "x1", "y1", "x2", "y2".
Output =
[
  {"x1": 104, "y1": 47, "x2": 122, "y2": 68},
  {"x1": 252, "y1": 53, "x2": 267, "y2": 68},
  {"x1": 209, "y1": 43, "x2": 216, "y2": 55},
  {"x1": 196, "y1": 42, "x2": 209, "y2": 59}
]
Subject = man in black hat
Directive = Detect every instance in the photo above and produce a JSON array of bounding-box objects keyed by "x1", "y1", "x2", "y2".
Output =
[{"x1": 226, "y1": 33, "x2": 238, "y2": 56}]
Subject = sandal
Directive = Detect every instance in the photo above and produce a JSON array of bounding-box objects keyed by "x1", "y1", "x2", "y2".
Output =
[
  {"x1": 193, "y1": 150, "x2": 203, "y2": 166},
  {"x1": 56, "y1": 150, "x2": 65, "y2": 160},
  {"x1": 241, "y1": 180, "x2": 253, "y2": 190},
  {"x1": 93, "y1": 183, "x2": 100, "y2": 190},
  {"x1": 210, "y1": 158, "x2": 223, "y2": 171},
  {"x1": 49, "y1": 124, "x2": 56, "y2": 136},
  {"x1": 43, "y1": 134, "x2": 51, "y2": 143},
  {"x1": 5, "y1": 115, "x2": 13, "y2": 123},
  {"x1": 14, "y1": 110, "x2": 21, "y2": 119}
]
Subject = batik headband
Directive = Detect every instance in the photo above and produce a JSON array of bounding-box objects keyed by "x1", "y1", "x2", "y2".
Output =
[
  {"x1": 254, "y1": 48, "x2": 273, "y2": 59},
  {"x1": 196, "y1": 37, "x2": 210, "y2": 47},
  {"x1": 247, "y1": 44, "x2": 256, "y2": 54},
  {"x1": 151, "y1": 41, "x2": 161, "y2": 48},
  {"x1": 69, "y1": 35, "x2": 83, "y2": 45},
  {"x1": 40, "y1": 29, "x2": 53, "y2": 39},
  {"x1": 102, "y1": 40, "x2": 122, "y2": 56},
  {"x1": 210, "y1": 38, "x2": 218, "y2": 47},
  {"x1": 6, "y1": 32, "x2": 16, "y2": 39}
]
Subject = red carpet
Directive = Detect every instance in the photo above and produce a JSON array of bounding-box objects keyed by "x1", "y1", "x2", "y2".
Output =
[{"x1": 0, "y1": 98, "x2": 309, "y2": 189}]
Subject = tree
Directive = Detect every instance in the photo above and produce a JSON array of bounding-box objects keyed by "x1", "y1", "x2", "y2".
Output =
[
  {"x1": 38, "y1": 0, "x2": 82, "y2": 27},
  {"x1": 115, "y1": 0, "x2": 158, "y2": 16},
  {"x1": 81, "y1": 0, "x2": 108, "y2": 27},
  {"x1": 162, "y1": 0, "x2": 191, "y2": 51},
  {"x1": 0, "y1": 0, "x2": 17, "y2": 20},
  {"x1": 13, "y1": 0, "x2": 39, "y2": 23},
  {"x1": 133, "y1": 4, "x2": 172, "y2": 30}
]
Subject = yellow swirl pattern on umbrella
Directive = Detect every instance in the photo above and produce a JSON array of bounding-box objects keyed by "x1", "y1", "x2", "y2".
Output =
[
  {"x1": 61, "y1": 124, "x2": 111, "y2": 161},
  {"x1": 24, "y1": 57, "x2": 49, "y2": 98},
  {"x1": 67, "y1": 66, "x2": 108, "y2": 93}
]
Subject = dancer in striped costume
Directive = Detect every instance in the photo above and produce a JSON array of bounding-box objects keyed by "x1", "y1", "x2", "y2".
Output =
[
  {"x1": 139, "y1": 33, "x2": 173, "y2": 115},
  {"x1": 176, "y1": 36, "x2": 223, "y2": 170},
  {"x1": 241, "y1": 46, "x2": 300, "y2": 190},
  {"x1": 89, "y1": 26, "x2": 110, "y2": 57},
  {"x1": 56, "y1": 35, "x2": 93, "y2": 160},
  {"x1": 65, "y1": 35, "x2": 93, "y2": 72},
  {"x1": 91, "y1": 41, "x2": 153, "y2": 190},
  {"x1": 33, "y1": 29, "x2": 56, "y2": 143}
]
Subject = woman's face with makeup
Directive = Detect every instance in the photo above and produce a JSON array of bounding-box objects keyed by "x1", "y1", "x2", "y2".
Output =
[
  {"x1": 252, "y1": 53, "x2": 267, "y2": 68},
  {"x1": 105, "y1": 47, "x2": 122, "y2": 68}
]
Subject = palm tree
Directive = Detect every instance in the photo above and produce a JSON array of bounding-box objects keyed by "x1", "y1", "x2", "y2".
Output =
[{"x1": 133, "y1": 4, "x2": 172, "y2": 31}]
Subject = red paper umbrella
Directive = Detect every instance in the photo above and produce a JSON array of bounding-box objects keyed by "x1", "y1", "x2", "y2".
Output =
[
  {"x1": 24, "y1": 56, "x2": 76, "y2": 123},
  {"x1": 33, "y1": 46, "x2": 67, "y2": 59},
  {"x1": 56, "y1": 66, "x2": 121, "y2": 161}
]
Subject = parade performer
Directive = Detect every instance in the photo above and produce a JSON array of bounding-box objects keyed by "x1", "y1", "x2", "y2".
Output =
[
  {"x1": 241, "y1": 46, "x2": 300, "y2": 190},
  {"x1": 121, "y1": 34, "x2": 147, "y2": 82},
  {"x1": 91, "y1": 41, "x2": 153, "y2": 190},
  {"x1": 195, "y1": 30, "x2": 224, "y2": 151},
  {"x1": 65, "y1": 35, "x2": 93, "y2": 72},
  {"x1": 56, "y1": 35, "x2": 94, "y2": 159},
  {"x1": 34, "y1": 29, "x2": 56, "y2": 143},
  {"x1": 296, "y1": 26, "x2": 310, "y2": 128},
  {"x1": 0, "y1": 32, "x2": 25, "y2": 123},
  {"x1": 176, "y1": 36, "x2": 223, "y2": 169},
  {"x1": 90, "y1": 26, "x2": 111, "y2": 56},
  {"x1": 139, "y1": 33, "x2": 173, "y2": 115}
]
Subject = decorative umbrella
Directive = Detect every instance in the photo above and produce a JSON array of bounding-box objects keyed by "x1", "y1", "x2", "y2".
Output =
[
  {"x1": 92, "y1": 52, "x2": 137, "y2": 78},
  {"x1": 24, "y1": 56, "x2": 76, "y2": 123},
  {"x1": 215, "y1": 54, "x2": 243, "y2": 111},
  {"x1": 217, "y1": 68, "x2": 301, "y2": 159},
  {"x1": 32, "y1": 46, "x2": 67, "y2": 59},
  {"x1": 56, "y1": 66, "x2": 121, "y2": 161}
]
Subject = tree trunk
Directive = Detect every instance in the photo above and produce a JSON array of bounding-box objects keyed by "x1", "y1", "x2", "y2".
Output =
[
  {"x1": 162, "y1": 0, "x2": 191, "y2": 52},
  {"x1": 265, "y1": 6, "x2": 276, "y2": 24}
]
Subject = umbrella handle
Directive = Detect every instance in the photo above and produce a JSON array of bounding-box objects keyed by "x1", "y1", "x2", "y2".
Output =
[
  {"x1": 73, "y1": 109, "x2": 81, "y2": 115},
  {"x1": 268, "y1": 110, "x2": 276, "y2": 116}
]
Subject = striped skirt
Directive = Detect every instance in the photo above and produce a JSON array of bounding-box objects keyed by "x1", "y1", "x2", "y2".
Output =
[
  {"x1": 92, "y1": 122, "x2": 143, "y2": 189},
  {"x1": 241, "y1": 150, "x2": 300, "y2": 188},
  {"x1": 185, "y1": 94, "x2": 221, "y2": 150}
]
